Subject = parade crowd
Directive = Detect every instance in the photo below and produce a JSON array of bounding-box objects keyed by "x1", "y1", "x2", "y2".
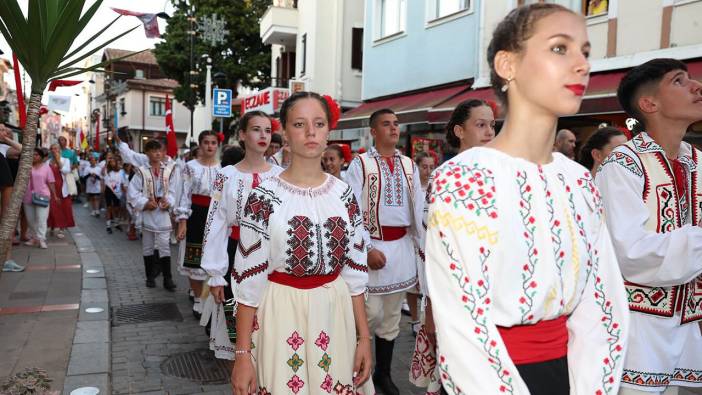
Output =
[{"x1": 3, "y1": 3, "x2": 702, "y2": 395}]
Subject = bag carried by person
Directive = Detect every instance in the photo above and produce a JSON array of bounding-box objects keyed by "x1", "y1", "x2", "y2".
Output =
[{"x1": 30, "y1": 170, "x2": 50, "y2": 207}]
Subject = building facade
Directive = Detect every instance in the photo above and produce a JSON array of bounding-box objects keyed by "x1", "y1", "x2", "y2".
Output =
[
  {"x1": 92, "y1": 49, "x2": 190, "y2": 151},
  {"x1": 339, "y1": 0, "x2": 702, "y2": 156},
  {"x1": 259, "y1": 0, "x2": 366, "y2": 146}
]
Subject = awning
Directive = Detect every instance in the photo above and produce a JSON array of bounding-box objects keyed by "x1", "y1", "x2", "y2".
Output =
[{"x1": 336, "y1": 84, "x2": 470, "y2": 130}]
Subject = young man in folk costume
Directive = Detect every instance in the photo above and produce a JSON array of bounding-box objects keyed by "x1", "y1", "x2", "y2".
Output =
[
  {"x1": 345, "y1": 108, "x2": 425, "y2": 395},
  {"x1": 597, "y1": 58, "x2": 702, "y2": 394},
  {"x1": 127, "y1": 139, "x2": 180, "y2": 291}
]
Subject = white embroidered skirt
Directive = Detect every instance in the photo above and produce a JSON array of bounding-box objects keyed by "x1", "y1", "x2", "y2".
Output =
[{"x1": 251, "y1": 276, "x2": 375, "y2": 394}]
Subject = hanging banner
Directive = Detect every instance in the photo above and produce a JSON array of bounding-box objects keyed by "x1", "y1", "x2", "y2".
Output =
[{"x1": 47, "y1": 94, "x2": 72, "y2": 112}]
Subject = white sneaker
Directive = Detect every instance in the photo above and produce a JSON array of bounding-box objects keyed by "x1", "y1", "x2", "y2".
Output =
[
  {"x1": 39, "y1": 240, "x2": 47, "y2": 249},
  {"x1": 83, "y1": 202, "x2": 89, "y2": 208}
]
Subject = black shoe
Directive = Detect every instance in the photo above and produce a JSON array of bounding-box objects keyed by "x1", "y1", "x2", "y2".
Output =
[
  {"x1": 115, "y1": 224, "x2": 123, "y2": 232},
  {"x1": 160, "y1": 256, "x2": 176, "y2": 292},
  {"x1": 106, "y1": 227, "x2": 112, "y2": 234},
  {"x1": 373, "y1": 336, "x2": 400, "y2": 395},
  {"x1": 144, "y1": 255, "x2": 156, "y2": 288}
]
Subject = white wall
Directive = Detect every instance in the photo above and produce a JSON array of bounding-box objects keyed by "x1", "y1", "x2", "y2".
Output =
[
  {"x1": 617, "y1": 0, "x2": 663, "y2": 56},
  {"x1": 120, "y1": 89, "x2": 189, "y2": 134},
  {"x1": 339, "y1": 0, "x2": 364, "y2": 106},
  {"x1": 671, "y1": 1, "x2": 702, "y2": 48}
]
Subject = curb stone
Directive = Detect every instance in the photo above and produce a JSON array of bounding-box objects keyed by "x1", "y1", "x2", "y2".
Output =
[{"x1": 63, "y1": 227, "x2": 110, "y2": 395}]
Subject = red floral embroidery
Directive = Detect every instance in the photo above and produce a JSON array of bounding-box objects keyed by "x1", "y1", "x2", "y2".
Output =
[
  {"x1": 321, "y1": 374, "x2": 333, "y2": 392},
  {"x1": 315, "y1": 331, "x2": 330, "y2": 351},
  {"x1": 287, "y1": 331, "x2": 304, "y2": 351},
  {"x1": 539, "y1": 166, "x2": 565, "y2": 311},
  {"x1": 516, "y1": 170, "x2": 538, "y2": 323},
  {"x1": 287, "y1": 375, "x2": 305, "y2": 394},
  {"x1": 431, "y1": 163, "x2": 497, "y2": 219}
]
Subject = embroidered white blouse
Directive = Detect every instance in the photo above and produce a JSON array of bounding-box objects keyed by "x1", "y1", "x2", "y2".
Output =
[
  {"x1": 234, "y1": 175, "x2": 368, "y2": 308},
  {"x1": 200, "y1": 164, "x2": 283, "y2": 287},
  {"x1": 175, "y1": 159, "x2": 221, "y2": 220},
  {"x1": 127, "y1": 163, "x2": 179, "y2": 233},
  {"x1": 425, "y1": 148, "x2": 629, "y2": 394}
]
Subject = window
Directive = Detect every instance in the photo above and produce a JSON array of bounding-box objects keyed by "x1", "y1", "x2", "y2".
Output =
[
  {"x1": 583, "y1": 0, "x2": 608, "y2": 16},
  {"x1": 119, "y1": 98, "x2": 126, "y2": 116},
  {"x1": 149, "y1": 97, "x2": 166, "y2": 116},
  {"x1": 301, "y1": 34, "x2": 307, "y2": 75},
  {"x1": 428, "y1": 0, "x2": 470, "y2": 20},
  {"x1": 379, "y1": 0, "x2": 406, "y2": 38},
  {"x1": 351, "y1": 28, "x2": 364, "y2": 71}
]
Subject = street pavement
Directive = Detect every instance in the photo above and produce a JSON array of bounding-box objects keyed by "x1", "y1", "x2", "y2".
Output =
[
  {"x1": 74, "y1": 204, "x2": 426, "y2": 394},
  {"x1": 0, "y1": 229, "x2": 81, "y2": 393}
]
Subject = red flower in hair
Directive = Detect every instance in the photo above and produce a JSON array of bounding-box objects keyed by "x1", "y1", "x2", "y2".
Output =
[
  {"x1": 485, "y1": 99, "x2": 500, "y2": 118},
  {"x1": 338, "y1": 144, "x2": 352, "y2": 163},
  {"x1": 271, "y1": 118, "x2": 281, "y2": 133},
  {"x1": 216, "y1": 132, "x2": 225, "y2": 143},
  {"x1": 322, "y1": 95, "x2": 341, "y2": 129}
]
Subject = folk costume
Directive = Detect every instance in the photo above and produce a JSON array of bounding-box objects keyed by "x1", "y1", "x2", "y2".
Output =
[
  {"x1": 426, "y1": 148, "x2": 629, "y2": 394},
  {"x1": 345, "y1": 146, "x2": 425, "y2": 392},
  {"x1": 232, "y1": 175, "x2": 374, "y2": 394},
  {"x1": 175, "y1": 160, "x2": 221, "y2": 281},
  {"x1": 597, "y1": 132, "x2": 702, "y2": 393},
  {"x1": 199, "y1": 164, "x2": 282, "y2": 360},
  {"x1": 128, "y1": 160, "x2": 179, "y2": 290}
]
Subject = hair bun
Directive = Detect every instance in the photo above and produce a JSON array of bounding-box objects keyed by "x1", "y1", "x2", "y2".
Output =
[{"x1": 322, "y1": 95, "x2": 341, "y2": 129}]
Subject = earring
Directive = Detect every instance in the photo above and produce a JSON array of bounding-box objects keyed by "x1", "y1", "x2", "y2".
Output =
[{"x1": 501, "y1": 77, "x2": 513, "y2": 93}]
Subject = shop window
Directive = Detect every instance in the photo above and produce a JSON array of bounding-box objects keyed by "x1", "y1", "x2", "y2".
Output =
[
  {"x1": 377, "y1": 0, "x2": 406, "y2": 39},
  {"x1": 583, "y1": 0, "x2": 608, "y2": 16},
  {"x1": 150, "y1": 97, "x2": 166, "y2": 117},
  {"x1": 351, "y1": 28, "x2": 363, "y2": 70},
  {"x1": 428, "y1": 0, "x2": 470, "y2": 21}
]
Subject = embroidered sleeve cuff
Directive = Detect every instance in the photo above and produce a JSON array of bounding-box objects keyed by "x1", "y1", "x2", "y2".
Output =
[{"x1": 207, "y1": 276, "x2": 228, "y2": 287}]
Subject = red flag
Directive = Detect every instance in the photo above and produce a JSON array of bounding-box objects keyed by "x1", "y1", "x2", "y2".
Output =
[
  {"x1": 165, "y1": 95, "x2": 177, "y2": 158},
  {"x1": 48, "y1": 79, "x2": 82, "y2": 92},
  {"x1": 111, "y1": 7, "x2": 162, "y2": 38},
  {"x1": 12, "y1": 54, "x2": 26, "y2": 129},
  {"x1": 94, "y1": 115, "x2": 100, "y2": 151}
]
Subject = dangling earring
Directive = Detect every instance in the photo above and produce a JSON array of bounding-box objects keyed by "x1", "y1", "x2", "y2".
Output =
[{"x1": 501, "y1": 77, "x2": 513, "y2": 93}]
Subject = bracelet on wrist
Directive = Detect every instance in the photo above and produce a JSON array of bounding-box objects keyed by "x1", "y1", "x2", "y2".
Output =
[
  {"x1": 356, "y1": 335, "x2": 372, "y2": 341},
  {"x1": 234, "y1": 349, "x2": 251, "y2": 355}
]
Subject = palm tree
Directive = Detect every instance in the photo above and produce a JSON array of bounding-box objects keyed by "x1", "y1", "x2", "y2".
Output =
[{"x1": 0, "y1": 0, "x2": 141, "y2": 271}]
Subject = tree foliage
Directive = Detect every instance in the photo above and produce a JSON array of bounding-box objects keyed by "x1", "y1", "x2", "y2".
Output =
[{"x1": 154, "y1": 0, "x2": 271, "y2": 111}]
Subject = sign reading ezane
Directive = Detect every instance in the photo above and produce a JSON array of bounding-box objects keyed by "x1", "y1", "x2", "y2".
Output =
[
  {"x1": 212, "y1": 88, "x2": 233, "y2": 117},
  {"x1": 241, "y1": 87, "x2": 290, "y2": 115}
]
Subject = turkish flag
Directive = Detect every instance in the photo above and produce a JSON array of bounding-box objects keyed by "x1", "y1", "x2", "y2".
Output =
[
  {"x1": 165, "y1": 95, "x2": 177, "y2": 158},
  {"x1": 48, "y1": 79, "x2": 82, "y2": 92}
]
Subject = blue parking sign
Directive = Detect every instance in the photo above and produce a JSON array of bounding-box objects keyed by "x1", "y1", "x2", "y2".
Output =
[{"x1": 212, "y1": 88, "x2": 232, "y2": 117}]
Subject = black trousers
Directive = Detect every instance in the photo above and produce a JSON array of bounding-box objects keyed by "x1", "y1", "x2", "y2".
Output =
[{"x1": 516, "y1": 356, "x2": 570, "y2": 395}]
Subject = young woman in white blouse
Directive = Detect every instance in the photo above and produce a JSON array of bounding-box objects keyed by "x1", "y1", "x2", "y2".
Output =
[
  {"x1": 425, "y1": 4, "x2": 629, "y2": 394},
  {"x1": 200, "y1": 111, "x2": 283, "y2": 360},
  {"x1": 230, "y1": 92, "x2": 373, "y2": 394}
]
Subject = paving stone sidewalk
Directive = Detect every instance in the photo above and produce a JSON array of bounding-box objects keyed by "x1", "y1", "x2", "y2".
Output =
[
  {"x1": 0, "y1": 229, "x2": 81, "y2": 393},
  {"x1": 75, "y1": 204, "x2": 425, "y2": 394}
]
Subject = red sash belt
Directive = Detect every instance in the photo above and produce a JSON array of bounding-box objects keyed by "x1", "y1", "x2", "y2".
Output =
[
  {"x1": 230, "y1": 225, "x2": 240, "y2": 240},
  {"x1": 497, "y1": 316, "x2": 569, "y2": 365},
  {"x1": 373, "y1": 226, "x2": 407, "y2": 241},
  {"x1": 191, "y1": 194, "x2": 211, "y2": 207},
  {"x1": 268, "y1": 271, "x2": 339, "y2": 290}
]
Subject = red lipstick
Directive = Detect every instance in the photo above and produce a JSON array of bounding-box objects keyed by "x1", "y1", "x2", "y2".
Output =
[
  {"x1": 565, "y1": 84, "x2": 586, "y2": 96},
  {"x1": 257, "y1": 142, "x2": 267, "y2": 147}
]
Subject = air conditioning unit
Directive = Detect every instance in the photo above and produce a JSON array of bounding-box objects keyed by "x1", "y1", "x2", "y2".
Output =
[{"x1": 289, "y1": 79, "x2": 307, "y2": 93}]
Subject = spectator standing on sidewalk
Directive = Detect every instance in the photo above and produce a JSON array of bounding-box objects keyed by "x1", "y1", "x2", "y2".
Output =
[
  {"x1": 47, "y1": 143, "x2": 75, "y2": 239},
  {"x1": 58, "y1": 136, "x2": 78, "y2": 198},
  {"x1": 127, "y1": 139, "x2": 179, "y2": 291},
  {"x1": 24, "y1": 148, "x2": 59, "y2": 250},
  {"x1": 231, "y1": 92, "x2": 373, "y2": 394},
  {"x1": 200, "y1": 112, "x2": 282, "y2": 360},
  {"x1": 0, "y1": 125, "x2": 24, "y2": 272}
]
